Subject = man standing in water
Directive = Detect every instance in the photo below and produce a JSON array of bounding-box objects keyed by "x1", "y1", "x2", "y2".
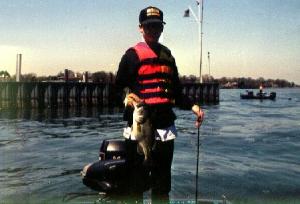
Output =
[{"x1": 115, "y1": 6, "x2": 204, "y2": 203}]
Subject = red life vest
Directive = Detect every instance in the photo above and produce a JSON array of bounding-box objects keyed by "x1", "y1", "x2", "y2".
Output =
[{"x1": 133, "y1": 42, "x2": 175, "y2": 105}]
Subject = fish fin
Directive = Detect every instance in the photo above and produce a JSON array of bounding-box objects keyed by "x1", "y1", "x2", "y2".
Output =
[
  {"x1": 137, "y1": 144, "x2": 143, "y2": 155},
  {"x1": 137, "y1": 124, "x2": 141, "y2": 133}
]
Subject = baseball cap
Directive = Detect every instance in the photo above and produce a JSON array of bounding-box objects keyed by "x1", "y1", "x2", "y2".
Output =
[{"x1": 139, "y1": 6, "x2": 166, "y2": 25}]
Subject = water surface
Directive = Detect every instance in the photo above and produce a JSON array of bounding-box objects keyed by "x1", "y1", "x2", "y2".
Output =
[{"x1": 0, "y1": 88, "x2": 299, "y2": 203}]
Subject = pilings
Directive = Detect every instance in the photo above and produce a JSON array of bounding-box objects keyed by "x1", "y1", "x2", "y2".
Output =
[
  {"x1": 181, "y1": 82, "x2": 219, "y2": 105},
  {"x1": 0, "y1": 82, "x2": 219, "y2": 109}
]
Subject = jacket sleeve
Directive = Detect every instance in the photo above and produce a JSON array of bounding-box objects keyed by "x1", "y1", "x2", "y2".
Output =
[
  {"x1": 115, "y1": 49, "x2": 139, "y2": 124},
  {"x1": 115, "y1": 49, "x2": 139, "y2": 94}
]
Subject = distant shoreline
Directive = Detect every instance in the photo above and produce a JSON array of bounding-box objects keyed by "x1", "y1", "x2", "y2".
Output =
[{"x1": 220, "y1": 87, "x2": 300, "y2": 89}]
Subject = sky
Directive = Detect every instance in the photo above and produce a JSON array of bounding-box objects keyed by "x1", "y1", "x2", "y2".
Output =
[{"x1": 0, "y1": 0, "x2": 299, "y2": 84}]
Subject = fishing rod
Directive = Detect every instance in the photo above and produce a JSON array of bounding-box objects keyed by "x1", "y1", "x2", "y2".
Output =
[
  {"x1": 192, "y1": 104, "x2": 203, "y2": 203},
  {"x1": 195, "y1": 126, "x2": 201, "y2": 203}
]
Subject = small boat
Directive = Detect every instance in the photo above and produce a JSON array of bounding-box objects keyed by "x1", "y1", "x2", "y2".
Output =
[{"x1": 240, "y1": 90, "x2": 276, "y2": 100}]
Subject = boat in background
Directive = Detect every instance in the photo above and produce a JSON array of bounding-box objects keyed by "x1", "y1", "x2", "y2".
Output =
[{"x1": 240, "y1": 90, "x2": 276, "y2": 100}]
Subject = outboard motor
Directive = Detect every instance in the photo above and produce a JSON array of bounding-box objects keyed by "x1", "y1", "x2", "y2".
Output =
[
  {"x1": 81, "y1": 139, "x2": 150, "y2": 193},
  {"x1": 81, "y1": 139, "x2": 127, "y2": 192},
  {"x1": 270, "y1": 92, "x2": 276, "y2": 100},
  {"x1": 99, "y1": 139, "x2": 126, "y2": 161}
]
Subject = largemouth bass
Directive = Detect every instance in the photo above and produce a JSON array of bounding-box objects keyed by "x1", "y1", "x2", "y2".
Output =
[{"x1": 124, "y1": 93, "x2": 154, "y2": 165}]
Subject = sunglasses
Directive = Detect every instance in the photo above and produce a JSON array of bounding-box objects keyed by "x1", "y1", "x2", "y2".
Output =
[{"x1": 142, "y1": 23, "x2": 164, "y2": 30}]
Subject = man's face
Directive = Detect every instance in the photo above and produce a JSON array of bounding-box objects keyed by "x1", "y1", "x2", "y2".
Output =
[{"x1": 140, "y1": 22, "x2": 164, "y2": 43}]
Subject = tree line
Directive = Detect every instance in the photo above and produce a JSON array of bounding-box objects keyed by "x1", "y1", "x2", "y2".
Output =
[
  {"x1": 179, "y1": 74, "x2": 297, "y2": 88},
  {"x1": 210, "y1": 76, "x2": 296, "y2": 88},
  {"x1": 0, "y1": 70, "x2": 116, "y2": 83},
  {"x1": 0, "y1": 69, "x2": 297, "y2": 88},
  {"x1": 0, "y1": 70, "x2": 10, "y2": 79}
]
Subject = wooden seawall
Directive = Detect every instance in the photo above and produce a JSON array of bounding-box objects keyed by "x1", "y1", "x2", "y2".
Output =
[{"x1": 0, "y1": 82, "x2": 219, "y2": 109}]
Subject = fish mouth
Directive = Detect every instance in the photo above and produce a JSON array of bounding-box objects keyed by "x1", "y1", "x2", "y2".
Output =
[{"x1": 136, "y1": 102, "x2": 148, "y2": 108}]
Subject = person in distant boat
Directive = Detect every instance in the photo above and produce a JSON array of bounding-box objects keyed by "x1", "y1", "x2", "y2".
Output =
[
  {"x1": 259, "y1": 85, "x2": 263, "y2": 93},
  {"x1": 115, "y1": 6, "x2": 204, "y2": 203},
  {"x1": 259, "y1": 84, "x2": 264, "y2": 96}
]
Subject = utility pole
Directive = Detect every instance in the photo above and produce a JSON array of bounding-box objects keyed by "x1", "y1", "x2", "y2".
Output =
[
  {"x1": 16, "y1": 54, "x2": 22, "y2": 82},
  {"x1": 208, "y1": 51, "x2": 210, "y2": 79},
  {"x1": 184, "y1": 0, "x2": 204, "y2": 83}
]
